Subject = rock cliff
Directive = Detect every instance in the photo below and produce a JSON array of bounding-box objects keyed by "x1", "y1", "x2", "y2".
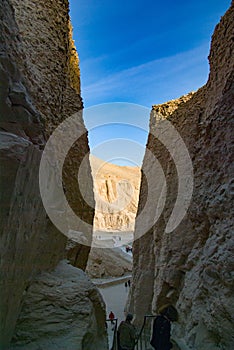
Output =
[
  {"x1": 0, "y1": 0, "x2": 98, "y2": 348},
  {"x1": 86, "y1": 156, "x2": 139, "y2": 278},
  {"x1": 10, "y1": 261, "x2": 107, "y2": 350},
  {"x1": 129, "y1": 4, "x2": 234, "y2": 350},
  {"x1": 90, "y1": 155, "x2": 141, "y2": 232},
  {"x1": 86, "y1": 247, "x2": 132, "y2": 278}
]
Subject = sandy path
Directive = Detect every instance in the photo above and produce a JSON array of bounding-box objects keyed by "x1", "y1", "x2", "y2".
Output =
[{"x1": 99, "y1": 281, "x2": 131, "y2": 349}]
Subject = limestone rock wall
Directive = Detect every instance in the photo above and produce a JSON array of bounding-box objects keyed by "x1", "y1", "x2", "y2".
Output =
[
  {"x1": 90, "y1": 155, "x2": 141, "y2": 232},
  {"x1": 129, "y1": 4, "x2": 234, "y2": 350},
  {"x1": 8, "y1": 0, "x2": 95, "y2": 255},
  {"x1": 86, "y1": 247, "x2": 132, "y2": 278},
  {"x1": 10, "y1": 261, "x2": 108, "y2": 350},
  {"x1": 0, "y1": 0, "x2": 95, "y2": 347},
  {"x1": 9, "y1": 0, "x2": 81, "y2": 133}
]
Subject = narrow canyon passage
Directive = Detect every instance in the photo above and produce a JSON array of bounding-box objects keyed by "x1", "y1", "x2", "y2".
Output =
[
  {"x1": 99, "y1": 280, "x2": 131, "y2": 349},
  {"x1": 99, "y1": 281, "x2": 130, "y2": 322},
  {"x1": 0, "y1": 1, "x2": 233, "y2": 350}
]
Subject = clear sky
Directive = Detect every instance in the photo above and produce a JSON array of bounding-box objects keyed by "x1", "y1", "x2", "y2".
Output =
[{"x1": 69, "y1": 0, "x2": 230, "y2": 166}]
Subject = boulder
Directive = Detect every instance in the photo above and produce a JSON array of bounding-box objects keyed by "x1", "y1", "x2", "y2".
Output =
[{"x1": 10, "y1": 261, "x2": 108, "y2": 350}]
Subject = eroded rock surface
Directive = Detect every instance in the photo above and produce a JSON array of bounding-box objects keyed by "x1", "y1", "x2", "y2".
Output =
[
  {"x1": 90, "y1": 155, "x2": 141, "y2": 232},
  {"x1": 10, "y1": 261, "x2": 108, "y2": 350},
  {"x1": 129, "y1": 4, "x2": 234, "y2": 350},
  {"x1": 85, "y1": 156, "x2": 138, "y2": 278},
  {"x1": 86, "y1": 247, "x2": 132, "y2": 278},
  {"x1": 0, "y1": 0, "x2": 95, "y2": 348}
]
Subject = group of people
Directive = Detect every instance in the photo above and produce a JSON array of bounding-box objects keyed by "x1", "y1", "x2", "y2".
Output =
[
  {"x1": 124, "y1": 279, "x2": 131, "y2": 288},
  {"x1": 114, "y1": 305, "x2": 178, "y2": 350},
  {"x1": 125, "y1": 246, "x2": 132, "y2": 253}
]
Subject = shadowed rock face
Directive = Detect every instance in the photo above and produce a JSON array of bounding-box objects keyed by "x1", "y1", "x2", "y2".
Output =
[
  {"x1": 10, "y1": 261, "x2": 108, "y2": 350},
  {"x1": 129, "y1": 4, "x2": 234, "y2": 350},
  {"x1": 0, "y1": 0, "x2": 95, "y2": 348}
]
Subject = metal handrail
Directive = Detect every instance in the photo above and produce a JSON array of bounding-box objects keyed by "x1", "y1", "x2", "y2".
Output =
[
  {"x1": 106, "y1": 318, "x2": 118, "y2": 350},
  {"x1": 106, "y1": 314, "x2": 157, "y2": 350},
  {"x1": 134, "y1": 315, "x2": 183, "y2": 350},
  {"x1": 135, "y1": 315, "x2": 157, "y2": 350}
]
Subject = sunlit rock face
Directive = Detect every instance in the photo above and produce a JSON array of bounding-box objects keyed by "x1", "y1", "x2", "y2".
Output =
[
  {"x1": 86, "y1": 156, "x2": 140, "y2": 278},
  {"x1": 90, "y1": 155, "x2": 141, "y2": 232},
  {"x1": 0, "y1": 0, "x2": 95, "y2": 348},
  {"x1": 129, "y1": 4, "x2": 234, "y2": 350},
  {"x1": 86, "y1": 247, "x2": 132, "y2": 278}
]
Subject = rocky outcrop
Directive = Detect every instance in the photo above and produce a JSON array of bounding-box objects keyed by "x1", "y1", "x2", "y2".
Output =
[
  {"x1": 90, "y1": 155, "x2": 141, "y2": 232},
  {"x1": 10, "y1": 261, "x2": 108, "y2": 350},
  {"x1": 81, "y1": 156, "x2": 137, "y2": 279},
  {"x1": 86, "y1": 156, "x2": 138, "y2": 279},
  {"x1": 129, "y1": 4, "x2": 234, "y2": 350},
  {"x1": 8, "y1": 0, "x2": 81, "y2": 133},
  {"x1": 86, "y1": 247, "x2": 132, "y2": 278},
  {"x1": 0, "y1": 0, "x2": 95, "y2": 348}
]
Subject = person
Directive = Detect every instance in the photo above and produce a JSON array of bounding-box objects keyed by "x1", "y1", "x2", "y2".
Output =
[
  {"x1": 127, "y1": 279, "x2": 131, "y2": 287},
  {"x1": 125, "y1": 281, "x2": 128, "y2": 288},
  {"x1": 117, "y1": 313, "x2": 137, "y2": 350},
  {"x1": 109, "y1": 311, "x2": 115, "y2": 324},
  {"x1": 150, "y1": 305, "x2": 178, "y2": 350}
]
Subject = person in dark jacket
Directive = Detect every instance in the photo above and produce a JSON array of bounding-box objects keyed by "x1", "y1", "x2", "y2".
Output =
[
  {"x1": 117, "y1": 313, "x2": 137, "y2": 350},
  {"x1": 150, "y1": 305, "x2": 178, "y2": 350}
]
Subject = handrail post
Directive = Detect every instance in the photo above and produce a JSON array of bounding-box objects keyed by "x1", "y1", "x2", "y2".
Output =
[
  {"x1": 134, "y1": 315, "x2": 157, "y2": 350},
  {"x1": 112, "y1": 318, "x2": 118, "y2": 350},
  {"x1": 106, "y1": 318, "x2": 118, "y2": 350}
]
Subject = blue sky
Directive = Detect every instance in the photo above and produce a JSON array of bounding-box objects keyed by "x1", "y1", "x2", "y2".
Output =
[
  {"x1": 69, "y1": 0, "x2": 230, "y2": 165},
  {"x1": 83, "y1": 102, "x2": 150, "y2": 166}
]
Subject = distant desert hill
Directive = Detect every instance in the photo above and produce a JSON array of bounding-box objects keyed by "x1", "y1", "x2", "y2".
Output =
[{"x1": 89, "y1": 155, "x2": 141, "y2": 232}]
